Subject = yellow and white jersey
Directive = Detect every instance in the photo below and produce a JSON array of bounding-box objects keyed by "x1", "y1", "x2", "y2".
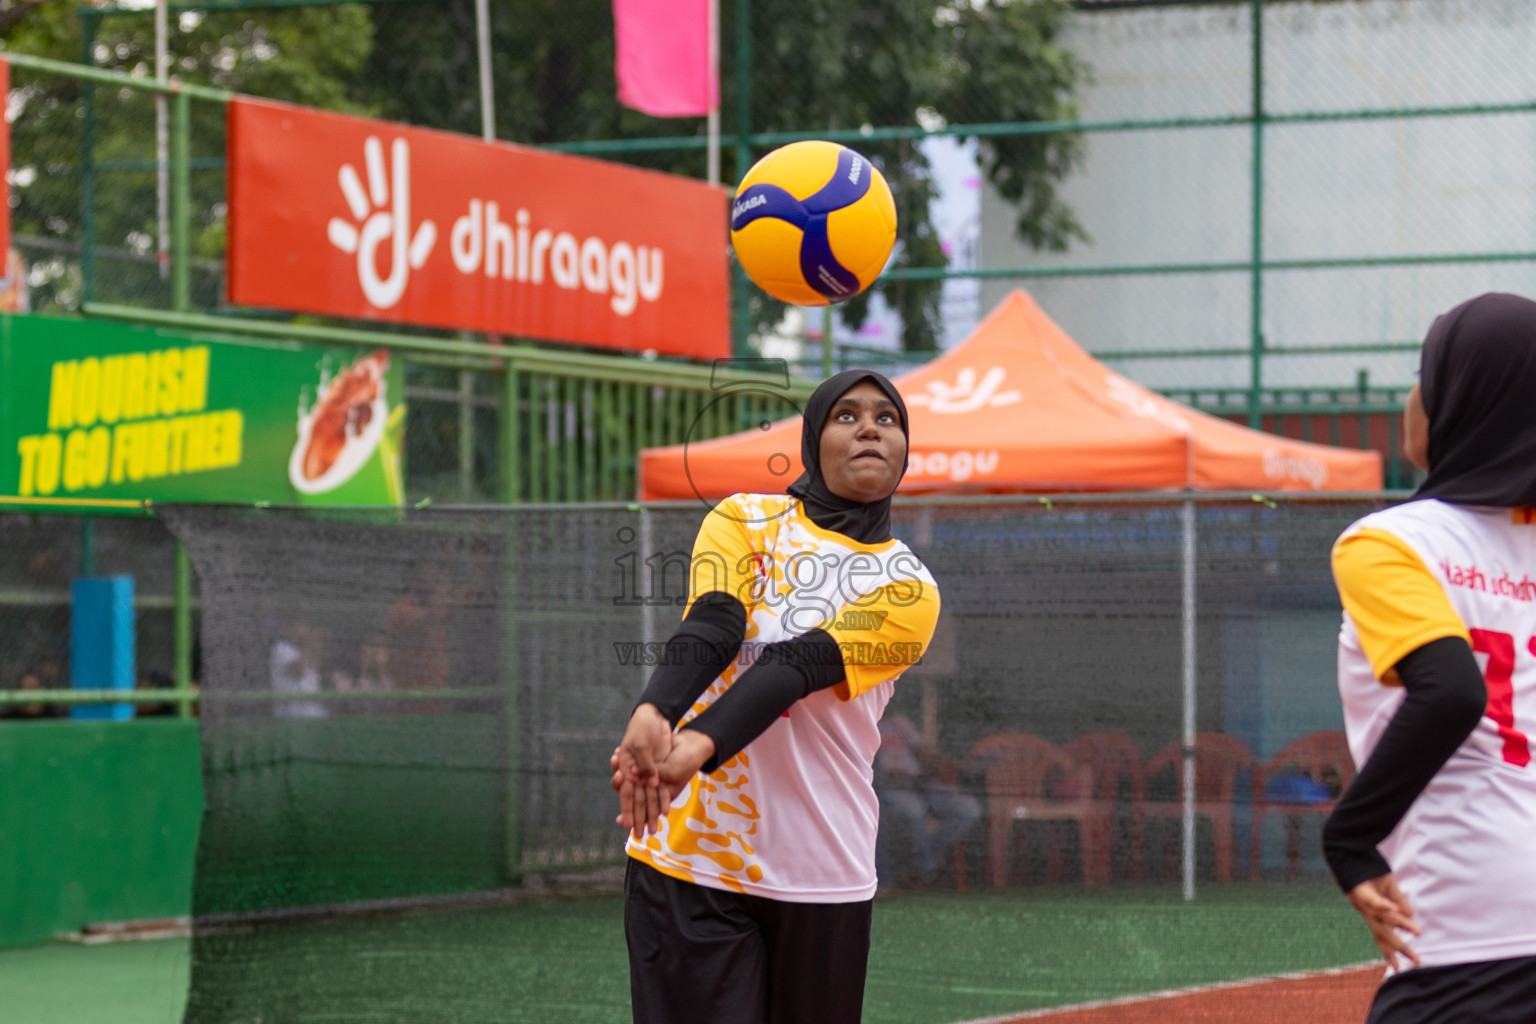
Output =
[
  {"x1": 626, "y1": 493, "x2": 941, "y2": 903},
  {"x1": 1334, "y1": 499, "x2": 1536, "y2": 968}
]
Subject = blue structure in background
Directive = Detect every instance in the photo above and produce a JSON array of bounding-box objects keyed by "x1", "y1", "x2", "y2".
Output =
[{"x1": 70, "y1": 576, "x2": 136, "y2": 722}]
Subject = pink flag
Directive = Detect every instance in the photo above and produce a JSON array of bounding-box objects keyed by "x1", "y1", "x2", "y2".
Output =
[{"x1": 614, "y1": 0, "x2": 718, "y2": 117}]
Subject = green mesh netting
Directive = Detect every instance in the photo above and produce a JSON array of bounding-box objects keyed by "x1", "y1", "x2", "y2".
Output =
[{"x1": 159, "y1": 496, "x2": 1385, "y2": 1023}]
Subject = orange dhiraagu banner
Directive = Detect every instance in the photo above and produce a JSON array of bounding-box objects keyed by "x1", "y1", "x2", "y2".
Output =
[{"x1": 226, "y1": 98, "x2": 730, "y2": 359}]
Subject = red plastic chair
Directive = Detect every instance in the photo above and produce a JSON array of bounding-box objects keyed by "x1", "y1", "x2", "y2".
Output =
[
  {"x1": 1251, "y1": 730, "x2": 1355, "y2": 880},
  {"x1": 1062, "y1": 732, "x2": 1146, "y2": 884},
  {"x1": 970, "y1": 733, "x2": 1096, "y2": 887},
  {"x1": 1141, "y1": 733, "x2": 1253, "y2": 883}
]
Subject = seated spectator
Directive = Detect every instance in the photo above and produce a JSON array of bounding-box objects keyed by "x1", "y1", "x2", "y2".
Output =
[
  {"x1": 382, "y1": 585, "x2": 452, "y2": 714},
  {"x1": 353, "y1": 636, "x2": 393, "y2": 692},
  {"x1": 270, "y1": 618, "x2": 328, "y2": 719},
  {"x1": 3, "y1": 668, "x2": 64, "y2": 720},
  {"x1": 328, "y1": 636, "x2": 395, "y2": 713},
  {"x1": 136, "y1": 669, "x2": 178, "y2": 717},
  {"x1": 875, "y1": 714, "x2": 982, "y2": 888}
]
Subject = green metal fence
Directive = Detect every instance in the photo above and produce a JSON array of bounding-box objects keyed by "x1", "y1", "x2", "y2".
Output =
[
  {"x1": 0, "y1": 509, "x2": 197, "y2": 717},
  {"x1": 963, "y1": 0, "x2": 1536, "y2": 425},
  {"x1": 9, "y1": 1, "x2": 1505, "y2": 500}
]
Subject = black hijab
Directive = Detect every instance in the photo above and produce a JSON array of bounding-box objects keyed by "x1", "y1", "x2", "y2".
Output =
[
  {"x1": 787, "y1": 369, "x2": 909, "y2": 544},
  {"x1": 1415, "y1": 292, "x2": 1536, "y2": 507}
]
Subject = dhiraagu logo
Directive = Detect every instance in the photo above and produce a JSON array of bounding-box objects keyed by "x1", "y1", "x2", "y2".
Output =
[
  {"x1": 907, "y1": 367, "x2": 1023, "y2": 414},
  {"x1": 322, "y1": 132, "x2": 668, "y2": 318},
  {"x1": 12, "y1": 346, "x2": 243, "y2": 497},
  {"x1": 327, "y1": 137, "x2": 438, "y2": 310},
  {"x1": 324, "y1": 134, "x2": 666, "y2": 318}
]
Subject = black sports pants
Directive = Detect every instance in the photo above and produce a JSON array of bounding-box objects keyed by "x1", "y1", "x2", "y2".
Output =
[
  {"x1": 624, "y1": 859, "x2": 873, "y2": 1024},
  {"x1": 1367, "y1": 955, "x2": 1536, "y2": 1024}
]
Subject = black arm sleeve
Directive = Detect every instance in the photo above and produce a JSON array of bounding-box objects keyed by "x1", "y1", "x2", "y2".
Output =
[
  {"x1": 1321, "y1": 635, "x2": 1486, "y2": 892},
  {"x1": 635, "y1": 592, "x2": 748, "y2": 726},
  {"x1": 684, "y1": 629, "x2": 846, "y2": 773}
]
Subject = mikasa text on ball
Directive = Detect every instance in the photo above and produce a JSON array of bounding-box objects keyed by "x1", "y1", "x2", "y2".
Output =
[{"x1": 730, "y1": 141, "x2": 897, "y2": 306}]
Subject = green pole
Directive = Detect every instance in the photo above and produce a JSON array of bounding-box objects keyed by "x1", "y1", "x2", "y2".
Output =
[
  {"x1": 563, "y1": 377, "x2": 579, "y2": 502},
  {"x1": 1248, "y1": 0, "x2": 1265, "y2": 430},
  {"x1": 171, "y1": 90, "x2": 191, "y2": 312},
  {"x1": 1387, "y1": 403, "x2": 1401, "y2": 489},
  {"x1": 734, "y1": 0, "x2": 752, "y2": 184},
  {"x1": 1357, "y1": 368, "x2": 1370, "y2": 451},
  {"x1": 528, "y1": 375, "x2": 543, "y2": 502},
  {"x1": 498, "y1": 365, "x2": 523, "y2": 880},
  {"x1": 459, "y1": 369, "x2": 476, "y2": 500},
  {"x1": 731, "y1": 0, "x2": 753, "y2": 357},
  {"x1": 733, "y1": 267, "x2": 753, "y2": 358},
  {"x1": 603, "y1": 380, "x2": 619, "y2": 500},
  {"x1": 821, "y1": 305, "x2": 833, "y2": 378},
  {"x1": 582, "y1": 384, "x2": 597, "y2": 501},
  {"x1": 629, "y1": 382, "x2": 644, "y2": 500},
  {"x1": 83, "y1": 62, "x2": 186, "y2": 708},
  {"x1": 501, "y1": 523, "x2": 524, "y2": 883},
  {"x1": 499, "y1": 365, "x2": 520, "y2": 504},
  {"x1": 81, "y1": 12, "x2": 99, "y2": 304},
  {"x1": 174, "y1": 541, "x2": 194, "y2": 718},
  {"x1": 544, "y1": 378, "x2": 559, "y2": 501}
]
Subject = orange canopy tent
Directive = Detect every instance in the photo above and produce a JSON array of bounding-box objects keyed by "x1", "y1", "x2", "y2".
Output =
[{"x1": 638, "y1": 290, "x2": 1382, "y2": 500}]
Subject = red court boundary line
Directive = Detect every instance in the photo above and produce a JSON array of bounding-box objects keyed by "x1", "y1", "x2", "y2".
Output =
[{"x1": 947, "y1": 962, "x2": 1384, "y2": 1024}]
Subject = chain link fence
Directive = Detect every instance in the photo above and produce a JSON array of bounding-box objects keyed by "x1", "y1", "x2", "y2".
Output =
[
  {"x1": 9, "y1": 2, "x2": 1512, "y2": 495},
  {"x1": 147, "y1": 493, "x2": 1386, "y2": 1022},
  {"x1": 979, "y1": 0, "x2": 1536, "y2": 439}
]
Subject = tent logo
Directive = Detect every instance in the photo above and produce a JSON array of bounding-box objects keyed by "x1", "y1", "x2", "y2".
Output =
[
  {"x1": 906, "y1": 367, "x2": 1022, "y2": 414},
  {"x1": 907, "y1": 450, "x2": 999, "y2": 482},
  {"x1": 327, "y1": 137, "x2": 438, "y2": 310},
  {"x1": 1103, "y1": 373, "x2": 1190, "y2": 434},
  {"x1": 1263, "y1": 449, "x2": 1329, "y2": 488}
]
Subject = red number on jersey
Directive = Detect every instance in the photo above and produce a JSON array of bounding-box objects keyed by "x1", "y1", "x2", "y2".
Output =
[{"x1": 1468, "y1": 628, "x2": 1532, "y2": 768}]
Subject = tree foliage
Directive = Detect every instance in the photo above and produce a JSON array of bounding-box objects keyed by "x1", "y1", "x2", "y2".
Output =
[
  {"x1": 2, "y1": 2, "x2": 372, "y2": 309},
  {"x1": 2, "y1": 0, "x2": 1086, "y2": 351},
  {"x1": 362, "y1": 0, "x2": 1088, "y2": 353}
]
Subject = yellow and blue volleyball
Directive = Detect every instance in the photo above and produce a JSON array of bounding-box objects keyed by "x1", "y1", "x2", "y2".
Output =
[{"x1": 730, "y1": 141, "x2": 897, "y2": 306}]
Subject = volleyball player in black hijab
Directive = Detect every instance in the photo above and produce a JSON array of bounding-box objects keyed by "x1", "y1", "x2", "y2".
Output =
[
  {"x1": 1323, "y1": 292, "x2": 1536, "y2": 1023},
  {"x1": 1411, "y1": 292, "x2": 1536, "y2": 507},
  {"x1": 785, "y1": 368, "x2": 910, "y2": 543},
  {"x1": 610, "y1": 370, "x2": 938, "y2": 1024},
  {"x1": 615, "y1": 369, "x2": 912, "y2": 822}
]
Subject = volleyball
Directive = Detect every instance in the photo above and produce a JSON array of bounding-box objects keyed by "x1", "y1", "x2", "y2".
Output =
[{"x1": 729, "y1": 141, "x2": 897, "y2": 306}]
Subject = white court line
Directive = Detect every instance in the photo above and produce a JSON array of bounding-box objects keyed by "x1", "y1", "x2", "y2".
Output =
[{"x1": 944, "y1": 961, "x2": 1382, "y2": 1024}]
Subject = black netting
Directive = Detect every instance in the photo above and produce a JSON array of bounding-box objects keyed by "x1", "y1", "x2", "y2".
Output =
[{"x1": 160, "y1": 496, "x2": 1389, "y2": 1023}]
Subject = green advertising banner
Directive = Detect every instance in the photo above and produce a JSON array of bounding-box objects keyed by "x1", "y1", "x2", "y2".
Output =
[{"x1": 0, "y1": 314, "x2": 405, "y2": 508}]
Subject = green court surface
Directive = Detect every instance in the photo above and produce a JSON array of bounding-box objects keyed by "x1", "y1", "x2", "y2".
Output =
[
  {"x1": 0, "y1": 884, "x2": 1374, "y2": 1024},
  {"x1": 0, "y1": 935, "x2": 191, "y2": 1024}
]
